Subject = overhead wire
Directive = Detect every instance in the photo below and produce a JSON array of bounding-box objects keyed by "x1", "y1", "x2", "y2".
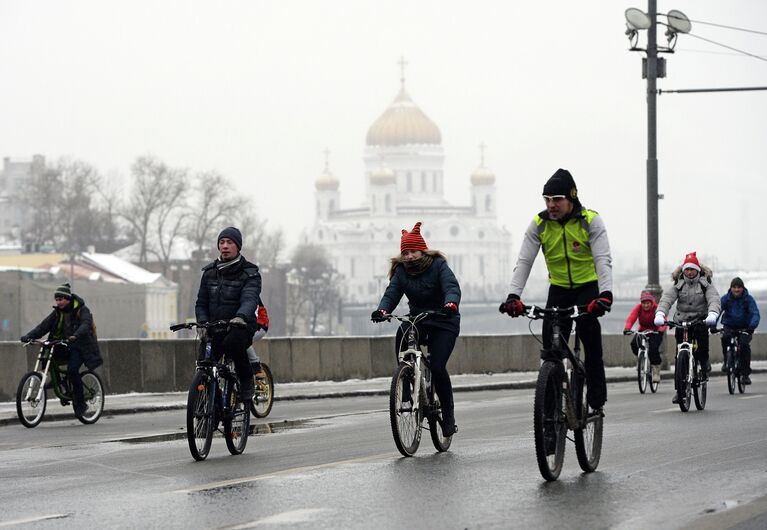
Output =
[{"x1": 684, "y1": 32, "x2": 767, "y2": 63}]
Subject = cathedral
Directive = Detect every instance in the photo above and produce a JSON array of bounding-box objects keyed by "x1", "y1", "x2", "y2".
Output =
[{"x1": 309, "y1": 68, "x2": 512, "y2": 311}]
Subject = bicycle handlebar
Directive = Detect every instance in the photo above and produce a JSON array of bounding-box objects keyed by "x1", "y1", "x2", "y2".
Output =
[
  {"x1": 521, "y1": 304, "x2": 589, "y2": 320},
  {"x1": 380, "y1": 310, "x2": 448, "y2": 324},
  {"x1": 623, "y1": 329, "x2": 661, "y2": 336},
  {"x1": 169, "y1": 319, "x2": 236, "y2": 332},
  {"x1": 711, "y1": 328, "x2": 753, "y2": 335}
]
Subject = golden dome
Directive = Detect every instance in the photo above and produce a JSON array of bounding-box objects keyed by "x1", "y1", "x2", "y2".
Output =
[
  {"x1": 471, "y1": 166, "x2": 496, "y2": 186},
  {"x1": 366, "y1": 85, "x2": 442, "y2": 146},
  {"x1": 370, "y1": 166, "x2": 396, "y2": 185},
  {"x1": 315, "y1": 170, "x2": 339, "y2": 191}
]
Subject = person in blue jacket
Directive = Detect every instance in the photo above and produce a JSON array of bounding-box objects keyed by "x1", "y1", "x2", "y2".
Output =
[
  {"x1": 720, "y1": 277, "x2": 760, "y2": 384},
  {"x1": 371, "y1": 221, "x2": 461, "y2": 436}
]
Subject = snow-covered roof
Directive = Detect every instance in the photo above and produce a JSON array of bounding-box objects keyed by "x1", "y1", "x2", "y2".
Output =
[
  {"x1": 80, "y1": 253, "x2": 164, "y2": 285},
  {"x1": 113, "y1": 237, "x2": 203, "y2": 263}
]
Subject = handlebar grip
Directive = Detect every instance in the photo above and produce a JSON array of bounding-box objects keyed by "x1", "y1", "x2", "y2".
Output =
[{"x1": 169, "y1": 323, "x2": 188, "y2": 332}]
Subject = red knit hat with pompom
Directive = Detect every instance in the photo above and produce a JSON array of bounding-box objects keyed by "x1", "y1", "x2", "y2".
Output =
[
  {"x1": 681, "y1": 251, "x2": 701, "y2": 272},
  {"x1": 401, "y1": 222, "x2": 428, "y2": 252}
]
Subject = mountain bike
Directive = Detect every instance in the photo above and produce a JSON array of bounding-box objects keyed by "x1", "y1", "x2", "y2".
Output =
[
  {"x1": 715, "y1": 328, "x2": 750, "y2": 395},
  {"x1": 382, "y1": 311, "x2": 453, "y2": 457},
  {"x1": 666, "y1": 320, "x2": 708, "y2": 412},
  {"x1": 16, "y1": 339, "x2": 104, "y2": 427},
  {"x1": 170, "y1": 320, "x2": 251, "y2": 461},
  {"x1": 521, "y1": 305, "x2": 603, "y2": 481},
  {"x1": 623, "y1": 330, "x2": 661, "y2": 394},
  {"x1": 250, "y1": 362, "x2": 274, "y2": 418}
]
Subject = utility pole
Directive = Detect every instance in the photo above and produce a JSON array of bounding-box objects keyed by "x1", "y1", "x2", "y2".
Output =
[{"x1": 645, "y1": 0, "x2": 662, "y2": 301}]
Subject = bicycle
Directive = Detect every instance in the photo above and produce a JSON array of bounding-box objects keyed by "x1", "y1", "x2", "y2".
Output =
[
  {"x1": 16, "y1": 339, "x2": 104, "y2": 428},
  {"x1": 715, "y1": 328, "x2": 750, "y2": 395},
  {"x1": 623, "y1": 330, "x2": 661, "y2": 394},
  {"x1": 521, "y1": 305, "x2": 603, "y2": 481},
  {"x1": 250, "y1": 363, "x2": 274, "y2": 418},
  {"x1": 382, "y1": 311, "x2": 453, "y2": 457},
  {"x1": 170, "y1": 320, "x2": 251, "y2": 461},
  {"x1": 666, "y1": 320, "x2": 708, "y2": 412}
]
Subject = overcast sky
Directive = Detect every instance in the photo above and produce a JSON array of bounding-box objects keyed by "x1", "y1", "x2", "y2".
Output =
[{"x1": 2, "y1": 1, "x2": 766, "y2": 276}]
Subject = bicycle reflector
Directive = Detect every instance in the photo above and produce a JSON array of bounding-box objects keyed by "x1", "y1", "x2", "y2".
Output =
[{"x1": 197, "y1": 384, "x2": 205, "y2": 391}]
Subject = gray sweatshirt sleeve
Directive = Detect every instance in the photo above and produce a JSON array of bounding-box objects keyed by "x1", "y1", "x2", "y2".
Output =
[
  {"x1": 509, "y1": 219, "x2": 541, "y2": 297},
  {"x1": 705, "y1": 282, "x2": 721, "y2": 314},
  {"x1": 656, "y1": 282, "x2": 678, "y2": 316},
  {"x1": 588, "y1": 215, "x2": 613, "y2": 293}
]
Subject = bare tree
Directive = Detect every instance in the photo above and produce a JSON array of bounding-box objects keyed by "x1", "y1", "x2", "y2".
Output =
[
  {"x1": 287, "y1": 244, "x2": 340, "y2": 335},
  {"x1": 233, "y1": 207, "x2": 285, "y2": 268},
  {"x1": 185, "y1": 171, "x2": 233, "y2": 260}
]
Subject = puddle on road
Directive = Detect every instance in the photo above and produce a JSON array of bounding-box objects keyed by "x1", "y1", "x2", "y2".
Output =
[{"x1": 113, "y1": 419, "x2": 315, "y2": 444}]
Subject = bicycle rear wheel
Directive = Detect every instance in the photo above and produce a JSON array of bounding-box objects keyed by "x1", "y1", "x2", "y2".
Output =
[
  {"x1": 693, "y1": 360, "x2": 707, "y2": 410},
  {"x1": 250, "y1": 363, "x2": 274, "y2": 418},
  {"x1": 427, "y1": 385, "x2": 452, "y2": 453},
  {"x1": 573, "y1": 370, "x2": 602, "y2": 473},
  {"x1": 187, "y1": 371, "x2": 215, "y2": 461},
  {"x1": 675, "y1": 351, "x2": 692, "y2": 412},
  {"x1": 533, "y1": 361, "x2": 567, "y2": 481},
  {"x1": 637, "y1": 351, "x2": 648, "y2": 394},
  {"x1": 77, "y1": 371, "x2": 104, "y2": 424},
  {"x1": 389, "y1": 363, "x2": 422, "y2": 457},
  {"x1": 16, "y1": 372, "x2": 47, "y2": 428},
  {"x1": 649, "y1": 365, "x2": 660, "y2": 393},
  {"x1": 737, "y1": 374, "x2": 746, "y2": 394},
  {"x1": 224, "y1": 380, "x2": 250, "y2": 455}
]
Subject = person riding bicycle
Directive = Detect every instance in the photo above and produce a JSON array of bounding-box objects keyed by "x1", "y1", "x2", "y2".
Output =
[
  {"x1": 371, "y1": 221, "x2": 461, "y2": 437},
  {"x1": 20, "y1": 283, "x2": 103, "y2": 417},
  {"x1": 654, "y1": 252, "x2": 720, "y2": 403},
  {"x1": 624, "y1": 291, "x2": 666, "y2": 384},
  {"x1": 499, "y1": 168, "x2": 613, "y2": 413},
  {"x1": 195, "y1": 227, "x2": 261, "y2": 402},
  {"x1": 719, "y1": 276, "x2": 759, "y2": 385}
]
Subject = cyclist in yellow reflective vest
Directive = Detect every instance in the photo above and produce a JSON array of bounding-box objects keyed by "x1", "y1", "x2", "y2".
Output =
[{"x1": 499, "y1": 168, "x2": 613, "y2": 412}]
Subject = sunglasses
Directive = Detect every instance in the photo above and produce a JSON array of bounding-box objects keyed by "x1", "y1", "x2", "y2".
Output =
[{"x1": 543, "y1": 195, "x2": 567, "y2": 202}]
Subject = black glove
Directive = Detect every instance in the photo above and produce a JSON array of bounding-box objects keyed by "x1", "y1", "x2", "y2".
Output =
[
  {"x1": 623, "y1": 329, "x2": 632, "y2": 335},
  {"x1": 20, "y1": 335, "x2": 30, "y2": 343},
  {"x1": 587, "y1": 291, "x2": 613, "y2": 317},
  {"x1": 67, "y1": 335, "x2": 77, "y2": 342},
  {"x1": 229, "y1": 316, "x2": 246, "y2": 328},
  {"x1": 499, "y1": 294, "x2": 525, "y2": 317},
  {"x1": 371, "y1": 309, "x2": 389, "y2": 323},
  {"x1": 747, "y1": 329, "x2": 755, "y2": 335}
]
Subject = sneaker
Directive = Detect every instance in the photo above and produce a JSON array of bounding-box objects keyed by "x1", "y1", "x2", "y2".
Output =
[
  {"x1": 73, "y1": 402, "x2": 87, "y2": 418},
  {"x1": 239, "y1": 380, "x2": 255, "y2": 403},
  {"x1": 652, "y1": 365, "x2": 661, "y2": 384},
  {"x1": 441, "y1": 412, "x2": 457, "y2": 437},
  {"x1": 672, "y1": 394, "x2": 679, "y2": 404},
  {"x1": 742, "y1": 375, "x2": 752, "y2": 385}
]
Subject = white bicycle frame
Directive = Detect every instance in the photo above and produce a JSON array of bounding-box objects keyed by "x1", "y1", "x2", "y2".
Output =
[
  {"x1": 24, "y1": 341, "x2": 68, "y2": 404},
  {"x1": 399, "y1": 346, "x2": 428, "y2": 415},
  {"x1": 676, "y1": 341, "x2": 694, "y2": 386}
]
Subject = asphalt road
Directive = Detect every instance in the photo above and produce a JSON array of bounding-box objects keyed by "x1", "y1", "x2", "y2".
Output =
[{"x1": 2, "y1": 376, "x2": 767, "y2": 529}]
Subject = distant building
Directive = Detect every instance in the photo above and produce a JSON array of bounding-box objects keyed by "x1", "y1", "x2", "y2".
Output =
[{"x1": 0, "y1": 155, "x2": 52, "y2": 249}]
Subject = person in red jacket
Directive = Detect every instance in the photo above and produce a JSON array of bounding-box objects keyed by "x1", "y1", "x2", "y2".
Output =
[{"x1": 624, "y1": 291, "x2": 666, "y2": 383}]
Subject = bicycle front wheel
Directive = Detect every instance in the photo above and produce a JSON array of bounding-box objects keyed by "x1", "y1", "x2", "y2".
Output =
[
  {"x1": 533, "y1": 362, "x2": 567, "y2": 481},
  {"x1": 573, "y1": 371, "x2": 603, "y2": 473},
  {"x1": 389, "y1": 363, "x2": 422, "y2": 457},
  {"x1": 675, "y1": 351, "x2": 692, "y2": 412},
  {"x1": 427, "y1": 386, "x2": 452, "y2": 453},
  {"x1": 693, "y1": 361, "x2": 707, "y2": 411},
  {"x1": 16, "y1": 372, "x2": 47, "y2": 428},
  {"x1": 727, "y1": 357, "x2": 736, "y2": 395},
  {"x1": 77, "y1": 371, "x2": 104, "y2": 425},
  {"x1": 250, "y1": 363, "x2": 274, "y2": 418},
  {"x1": 224, "y1": 381, "x2": 250, "y2": 455},
  {"x1": 187, "y1": 371, "x2": 215, "y2": 461},
  {"x1": 637, "y1": 351, "x2": 648, "y2": 394}
]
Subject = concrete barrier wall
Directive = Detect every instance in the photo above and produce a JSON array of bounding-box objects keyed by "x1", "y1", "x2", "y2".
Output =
[{"x1": 3, "y1": 334, "x2": 766, "y2": 400}]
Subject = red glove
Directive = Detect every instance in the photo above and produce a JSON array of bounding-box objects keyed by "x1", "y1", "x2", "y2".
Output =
[
  {"x1": 499, "y1": 294, "x2": 525, "y2": 317},
  {"x1": 443, "y1": 302, "x2": 458, "y2": 314},
  {"x1": 587, "y1": 291, "x2": 613, "y2": 317},
  {"x1": 256, "y1": 304, "x2": 270, "y2": 330}
]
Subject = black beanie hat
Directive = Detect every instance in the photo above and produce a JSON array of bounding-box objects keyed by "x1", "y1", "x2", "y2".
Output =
[
  {"x1": 542, "y1": 168, "x2": 579, "y2": 203},
  {"x1": 731, "y1": 277, "x2": 745, "y2": 288},
  {"x1": 54, "y1": 283, "x2": 72, "y2": 299},
  {"x1": 217, "y1": 226, "x2": 243, "y2": 251}
]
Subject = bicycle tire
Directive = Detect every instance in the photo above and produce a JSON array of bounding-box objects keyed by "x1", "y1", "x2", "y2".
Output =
[
  {"x1": 573, "y1": 370, "x2": 602, "y2": 473},
  {"x1": 693, "y1": 360, "x2": 707, "y2": 410},
  {"x1": 726, "y1": 350, "x2": 736, "y2": 395},
  {"x1": 675, "y1": 350, "x2": 691, "y2": 412},
  {"x1": 737, "y1": 372, "x2": 746, "y2": 394},
  {"x1": 77, "y1": 371, "x2": 104, "y2": 425},
  {"x1": 637, "y1": 351, "x2": 648, "y2": 394},
  {"x1": 649, "y1": 365, "x2": 660, "y2": 393},
  {"x1": 16, "y1": 372, "x2": 47, "y2": 428},
  {"x1": 428, "y1": 384, "x2": 452, "y2": 453},
  {"x1": 533, "y1": 361, "x2": 567, "y2": 481},
  {"x1": 187, "y1": 371, "x2": 215, "y2": 461},
  {"x1": 224, "y1": 379, "x2": 250, "y2": 455},
  {"x1": 250, "y1": 363, "x2": 274, "y2": 418},
  {"x1": 389, "y1": 363, "x2": 422, "y2": 457}
]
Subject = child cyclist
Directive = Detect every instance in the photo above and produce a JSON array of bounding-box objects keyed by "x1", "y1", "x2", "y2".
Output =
[
  {"x1": 624, "y1": 291, "x2": 666, "y2": 383},
  {"x1": 246, "y1": 299, "x2": 269, "y2": 378}
]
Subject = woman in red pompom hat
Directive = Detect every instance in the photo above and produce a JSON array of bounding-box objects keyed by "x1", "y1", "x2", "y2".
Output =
[{"x1": 370, "y1": 221, "x2": 462, "y2": 437}]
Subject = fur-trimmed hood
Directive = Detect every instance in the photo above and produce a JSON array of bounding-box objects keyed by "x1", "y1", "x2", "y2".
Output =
[{"x1": 671, "y1": 264, "x2": 713, "y2": 283}]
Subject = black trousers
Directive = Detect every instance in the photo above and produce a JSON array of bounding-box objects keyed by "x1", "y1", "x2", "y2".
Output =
[
  {"x1": 395, "y1": 323, "x2": 457, "y2": 420},
  {"x1": 543, "y1": 282, "x2": 607, "y2": 410},
  {"x1": 204, "y1": 327, "x2": 254, "y2": 385},
  {"x1": 674, "y1": 324, "x2": 709, "y2": 365},
  {"x1": 721, "y1": 329, "x2": 752, "y2": 375},
  {"x1": 630, "y1": 333, "x2": 664, "y2": 365}
]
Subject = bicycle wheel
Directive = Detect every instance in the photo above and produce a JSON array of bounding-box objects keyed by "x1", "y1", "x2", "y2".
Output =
[
  {"x1": 389, "y1": 363, "x2": 422, "y2": 457},
  {"x1": 675, "y1": 350, "x2": 691, "y2": 412},
  {"x1": 649, "y1": 363, "x2": 660, "y2": 393},
  {"x1": 427, "y1": 385, "x2": 452, "y2": 453},
  {"x1": 637, "y1": 351, "x2": 648, "y2": 394},
  {"x1": 250, "y1": 363, "x2": 274, "y2": 418},
  {"x1": 533, "y1": 361, "x2": 567, "y2": 481},
  {"x1": 16, "y1": 372, "x2": 47, "y2": 428},
  {"x1": 736, "y1": 355, "x2": 746, "y2": 394},
  {"x1": 224, "y1": 380, "x2": 250, "y2": 455},
  {"x1": 573, "y1": 370, "x2": 602, "y2": 473},
  {"x1": 693, "y1": 361, "x2": 707, "y2": 410},
  {"x1": 187, "y1": 371, "x2": 216, "y2": 461},
  {"x1": 726, "y1": 351, "x2": 736, "y2": 395},
  {"x1": 77, "y1": 371, "x2": 104, "y2": 425}
]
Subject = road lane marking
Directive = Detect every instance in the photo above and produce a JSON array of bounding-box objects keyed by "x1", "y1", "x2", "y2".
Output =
[
  {"x1": 218, "y1": 509, "x2": 332, "y2": 529},
  {"x1": 173, "y1": 452, "x2": 395, "y2": 493},
  {"x1": 0, "y1": 514, "x2": 69, "y2": 527},
  {"x1": 738, "y1": 394, "x2": 764, "y2": 400}
]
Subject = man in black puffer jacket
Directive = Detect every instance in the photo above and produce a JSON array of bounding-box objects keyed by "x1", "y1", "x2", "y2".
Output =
[{"x1": 195, "y1": 227, "x2": 261, "y2": 401}]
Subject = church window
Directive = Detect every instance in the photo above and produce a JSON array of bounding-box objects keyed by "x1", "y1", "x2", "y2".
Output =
[
  {"x1": 385, "y1": 194, "x2": 391, "y2": 212},
  {"x1": 406, "y1": 172, "x2": 412, "y2": 192},
  {"x1": 421, "y1": 172, "x2": 427, "y2": 191},
  {"x1": 450, "y1": 226, "x2": 459, "y2": 237},
  {"x1": 432, "y1": 172, "x2": 437, "y2": 191}
]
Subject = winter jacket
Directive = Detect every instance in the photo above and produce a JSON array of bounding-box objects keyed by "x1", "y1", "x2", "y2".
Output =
[
  {"x1": 720, "y1": 288, "x2": 760, "y2": 330},
  {"x1": 195, "y1": 255, "x2": 262, "y2": 330},
  {"x1": 657, "y1": 265, "x2": 720, "y2": 323},
  {"x1": 624, "y1": 300, "x2": 667, "y2": 332},
  {"x1": 377, "y1": 256, "x2": 461, "y2": 335},
  {"x1": 24, "y1": 294, "x2": 103, "y2": 369},
  {"x1": 509, "y1": 204, "x2": 612, "y2": 295}
]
